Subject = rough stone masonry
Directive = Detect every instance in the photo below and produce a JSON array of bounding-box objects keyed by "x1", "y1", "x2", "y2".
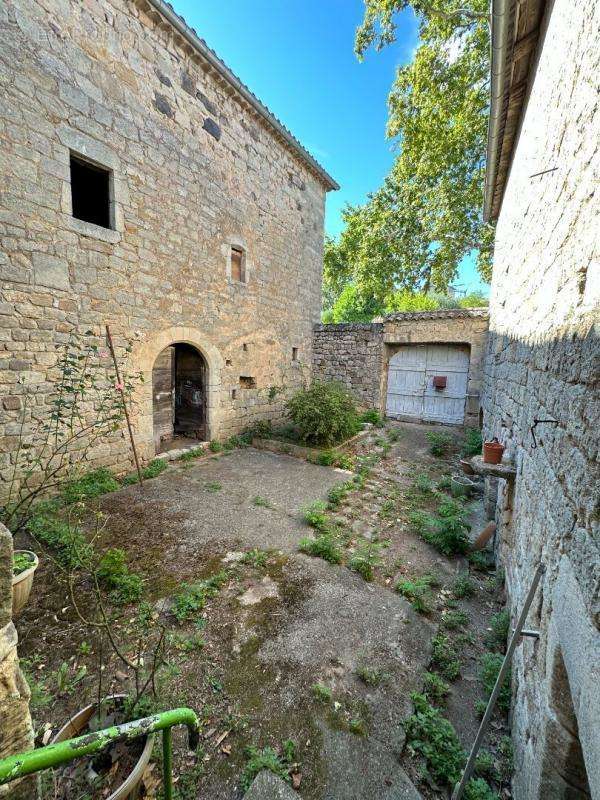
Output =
[{"x1": 0, "y1": 0, "x2": 337, "y2": 492}]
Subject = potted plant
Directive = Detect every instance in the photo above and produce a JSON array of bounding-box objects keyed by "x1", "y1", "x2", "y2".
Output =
[
  {"x1": 483, "y1": 438, "x2": 505, "y2": 464},
  {"x1": 12, "y1": 549, "x2": 39, "y2": 616}
]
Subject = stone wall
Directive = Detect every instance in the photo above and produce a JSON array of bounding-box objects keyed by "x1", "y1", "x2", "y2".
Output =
[
  {"x1": 0, "y1": 524, "x2": 34, "y2": 799},
  {"x1": 482, "y1": 1, "x2": 600, "y2": 797},
  {"x1": 0, "y1": 0, "x2": 331, "y2": 491},
  {"x1": 312, "y1": 323, "x2": 383, "y2": 407},
  {"x1": 313, "y1": 310, "x2": 488, "y2": 425}
]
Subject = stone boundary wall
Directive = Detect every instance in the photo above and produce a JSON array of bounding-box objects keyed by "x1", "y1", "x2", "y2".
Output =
[
  {"x1": 482, "y1": 1, "x2": 600, "y2": 796},
  {"x1": 312, "y1": 323, "x2": 383, "y2": 408}
]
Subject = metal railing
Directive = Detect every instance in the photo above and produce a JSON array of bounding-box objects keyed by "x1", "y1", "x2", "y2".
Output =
[{"x1": 0, "y1": 707, "x2": 199, "y2": 800}]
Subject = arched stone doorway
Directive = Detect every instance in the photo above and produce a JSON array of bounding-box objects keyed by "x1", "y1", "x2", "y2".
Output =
[
  {"x1": 152, "y1": 343, "x2": 207, "y2": 451},
  {"x1": 130, "y1": 326, "x2": 224, "y2": 458}
]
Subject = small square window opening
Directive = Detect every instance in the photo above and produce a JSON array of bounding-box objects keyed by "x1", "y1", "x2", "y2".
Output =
[
  {"x1": 239, "y1": 376, "x2": 256, "y2": 389},
  {"x1": 292, "y1": 347, "x2": 298, "y2": 361},
  {"x1": 231, "y1": 247, "x2": 245, "y2": 282},
  {"x1": 70, "y1": 153, "x2": 112, "y2": 229}
]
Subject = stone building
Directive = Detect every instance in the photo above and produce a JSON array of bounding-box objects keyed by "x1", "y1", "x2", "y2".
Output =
[
  {"x1": 0, "y1": 0, "x2": 337, "y2": 483},
  {"x1": 482, "y1": 0, "x2": 599, "y2": 797},
  {"x1": 313, "y1": 308, "x2": 489, "y2": 427}
]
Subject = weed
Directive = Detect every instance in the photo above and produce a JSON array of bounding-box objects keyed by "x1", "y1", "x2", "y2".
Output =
[
  {"x1": 441, "y1": 609, "x2": 469, "y2": 630},
  {"x1": 13, "y1": 551, "x2": 34, "y2": 575},
  {"x1": 462, "y1": 428, "x2": 483, "y2": 457},
  {"x1": 20, "y1": 658, "x2": 52, "y2": 711},
  {"x1": 356, "y1": 666, "x2": 385, "y2": 687},
  {"x1": 426, "y1": 431, "x2": 452, "y2": 457},
  {"x1": 498, "y1": 735, "x2": 514, "y2": 781},
  {"x1": 327, "y1": 482, "x2": 352, "y2": 509},
  {"x1": 171, "y1": 571, "x2": 228, "y2": 622},
  {"x1": 315, "y1": 450, "x2": 336, "y2": 466},
  {"x1": 78, "y1": 641, "x2": 92, "y2": 656},
  {"x1": 302, "y1": 500, "x2": 329, "y2": 531},
  {"x1": 60, "y1": 467, "x2": 120, "y2": 504},
  {"x1": 464, "y1": 778, "x2": 498, "y2": 800},
  {"x1": 169, "y1": 763, "x2": 205, "y2": 800},
  {"x1": 379, "y1": 498, "x2": 396, "y2": 519},
  {"x1": 311, "y1": 683, "x2": 332, "y2": 703},
  {"x1": 468, "y1": 550, "x2": 494, "y2": 571},
  {"x1": 179, "y1": 447, "x2": 205, "y2": 463},
  {"x1": 241, "y1": 745, "x2": 291, "y2": 791},
  {"x1": 240, "y1": 548, "x2": 269, "y2": 568},
  {"x1": 387, "y1": 428, "x2": 401, "y2": 442},
  {"x1": 453, "y1": 575, "x2": 476, "y2": 598},
  {"x1": 487, "y1": 609, "x2": 510, "y2": 651},
  {"x1": 431, "y1": 634, "x2": 461, "y2": 681},
  {"x1": 335, "y1": 454, "x2": 355, "y2": 470},
  {"x1": 209, "y1": 440, "x2": 222, "y2": 453},
  {"x1": 97, "y1": 548, "x2": 143, "y2": 605},
  {"x1": 475, "y1": 699, "x2": 488, "y2": 718},
  {"x1": 252, "y1": 495, "x2": 272, "y2": 508},
  {"x1": 349, "y1": 718, "x2": 367, "y2": 736},
  {"x1": 414, "y1": 473, "x2": 434, "y2": 494},
  {"x1": 168, "y1": 632, "x2": 206, "y2": 653},
  {"x1": 27, "y1": 506, "x2": 92, "y2": 570},
  {"x1": 437, "y1": 474, "x2": 452, "y2": 491},
  {"x1": 395, "y1": 574, "x2": 439, "y2": 614},
  {"x1": 423, "y1": 671, "x2": 450, "y2": 704},
  {"x1": 55, "y1": 661, "x2": 87, "y2": 695},
  {"x1": 123, "y1": 458, "x2": 168, "y2": 484},
  {"x1": 348, "y1": 541, "x2": 383, "y2": 581},
  {"x1": 404, "y1": 692, "x2": 465, "y2": 784},
  {"x1": 204, "y1": 481, "x2": 222, "y2": 492},
  {"x1": 299, "y1": 534, "x2": 342, "y2": 564},
  {"x1": 479, "y1": 652, "x2": 511, "y2": 711}
]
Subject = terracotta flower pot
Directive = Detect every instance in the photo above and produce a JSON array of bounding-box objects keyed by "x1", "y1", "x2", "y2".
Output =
[
  {"x1": 52, "y1": 694, "x2": 155, "y2": 800},
  {"x1": 12, "y1": 550, "x2": 38, "y2": 616},
  {"x1": 483, "y1": 439, "x2": 505, "y2": 464}
]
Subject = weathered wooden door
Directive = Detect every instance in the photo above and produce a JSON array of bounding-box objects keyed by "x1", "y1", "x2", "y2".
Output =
[
  {"x1": 386, "y1": 344, "x2": 470, "y2": 424},
  {"x1": 152, "y1": 346, "x2": 175, "y2": 448}
]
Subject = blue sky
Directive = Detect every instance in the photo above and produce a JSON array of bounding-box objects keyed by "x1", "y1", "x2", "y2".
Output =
[{"x1": 171, "y1": 0, "x2": 486, "y2": 294}]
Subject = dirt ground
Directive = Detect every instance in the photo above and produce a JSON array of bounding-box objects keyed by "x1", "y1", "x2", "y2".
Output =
[{"x1": 15, "y1": 421, "x2": 511, "y2": 800}]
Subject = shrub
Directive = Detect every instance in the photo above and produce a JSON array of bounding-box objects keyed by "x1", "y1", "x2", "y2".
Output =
[
  {"x1": 431, "y1": 634, "x2": 461, "y2": 681},
  {"x1": 299, "y1": 534, "x2": 342, "y2": 564},
  {"x1": 423, "y1": 671, "x2": 450, "y2": 704},
  {"x1": 315, "y1": 450, "x2": 336, "y2": 466},
  {"x1": 335, "y1": 453, "x2": 355, "y2": 470},
  {"x1": 61, "y1": 467, "x2": 120, "y2": 504},
  {"x1": 453, "y1": 575, "x2": 476, "y2": 598},
  {"x1": 474, "y1": 749, "x2": 497, "y2": 780},
  {"x1": 395, "y1": 574, "x2": 439, "y2": 614},
  {"x1": 209, "y1": 440, "x2": 222, "y2": 453},
  {"x1": 464, "y1": 778, "x2": 499, "y2": 800},
  {"x1": 426, "y1": 431, "x2": 452, "y2": 456},
  {"x1": 462, "y1": 428, "x2": 483, "y2": 456},
  {"x1": 442, "y1": 609, "x2": 470, "y2": 630},
  {"x1": 404, "y1": 693, "x2": 465, "y2": 785},
  {"x1": 422, "y1": 511, "x2": 470, "y2": 556},
  {"x1": 360, "y1": 409, "x2": 384, "y2": 426},
  {"x1": 413, "y1": 473, "x2": 434, "y2": 494},
  {"x1": 348, "y1": 541, "x2": 383, "y2": 581},
  {"x1": 286, "y1": 381, "x2": 360, "y2": 446},
  {"x1": 479, "y1": 652, "x2": 511, "y2": 712},
  {"x1": 27, "y1": 506, "x2": 92, "y2": 570}
]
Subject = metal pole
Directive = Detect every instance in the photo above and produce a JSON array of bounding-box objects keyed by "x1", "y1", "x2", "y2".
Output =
[
  {"x1": 162, "y1": 727, "x2": 173, "y2": 800},
  {"x1": 105, "y1": 325, "x2": 144, "y2": 487},
  {"x1": 451, "y1": 563, "x2": 546, "y2": 800}
]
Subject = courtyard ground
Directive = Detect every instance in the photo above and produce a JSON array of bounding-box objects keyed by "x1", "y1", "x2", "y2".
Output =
[{"x1": 15, "y1": 422, "x2": 512, "y2": 799}]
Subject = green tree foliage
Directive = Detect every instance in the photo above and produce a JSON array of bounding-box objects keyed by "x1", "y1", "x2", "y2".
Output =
[{"x1": 324, "y1": 1, "x2": 492, "y2": 312}]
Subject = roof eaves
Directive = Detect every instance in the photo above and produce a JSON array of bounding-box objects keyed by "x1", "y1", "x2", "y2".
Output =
[{"x1": 144, "y1": 0, "x2": 339, "y2": 192}]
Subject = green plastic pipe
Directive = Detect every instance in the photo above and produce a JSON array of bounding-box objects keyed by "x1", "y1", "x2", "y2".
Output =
[{"x1": 0, "y1": 707, "x2": 199, "y2": 786}]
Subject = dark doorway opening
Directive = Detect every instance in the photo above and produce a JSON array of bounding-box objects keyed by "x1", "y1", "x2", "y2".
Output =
[{"x1": 152, "y1": 343, "x2": 207, "y2": 452}]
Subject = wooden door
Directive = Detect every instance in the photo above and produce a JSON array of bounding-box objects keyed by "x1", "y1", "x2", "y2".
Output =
[{"x1": 152, "y1": 346, "x2": 175, "y2": 448}]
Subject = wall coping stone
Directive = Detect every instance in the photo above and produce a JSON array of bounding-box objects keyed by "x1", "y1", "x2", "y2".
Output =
[{"x1": 380, "y1": 307, "x2": 489, "y2": 322}]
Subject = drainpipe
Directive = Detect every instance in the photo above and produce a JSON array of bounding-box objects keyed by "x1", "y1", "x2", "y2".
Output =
[{"x1": 483, "y1": 0, "x2": 511, "y2": 222}]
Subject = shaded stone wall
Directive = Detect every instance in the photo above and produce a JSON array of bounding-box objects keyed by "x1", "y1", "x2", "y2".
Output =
[
  {"x1": 312, "y1": 323, "x2": 383, "y2": 407},
  {"x1": 0, "y1": 0, "x2": 329, "y2": 490},
  {"x1": 0, "y1": 524, "x2": 34, "y2": 799},
  {"x1": 482, "y1": 1, "x2": 600, "y2": 797}
]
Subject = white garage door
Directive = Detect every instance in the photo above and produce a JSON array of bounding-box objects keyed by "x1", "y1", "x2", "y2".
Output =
[{"x1": 386, "y1": 344, "x2": 470, "y2": 424}]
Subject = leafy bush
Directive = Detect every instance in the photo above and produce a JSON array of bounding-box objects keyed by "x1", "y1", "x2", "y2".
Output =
[
  {"x1": 462, "y1": 428, "x2": 483, "y2": 456},
  {"x1": 360, "y1": 409, "x2": 384, "y2": 426},
  {"x1": 299, "y1": 534, "x2": 342, "y2": 564},
  {"x1": 431, "y1": 634, "x2": 461, "y2": 681},
  {"x1": 61, "y1": 467, "x2": 121, "y2": 504},
  {"x1": 286, "y1": 381, "x2": 360, "y2": 446},
  {"x1": 422, "y1": 511, "x2": 470, "y2": 556},
  {"x1": 442, "y1": 609, "x2": 469, "y2": 630},
  {"x1": 315, "y1": 450, "x2": 336, "y2": 466},
  {"x1": 27, "y1": 506, "x2": 92, "y2": 570},
  {"x1": 479, "y1": 652, "x2": 511, "y2": 712},
  {"x1": 395, "y1": 574, "x2": 439, "y2": 613},
  {"x1": 453, "y1": 575, "x2": 476, "y2": 598},
  {"x1": 335, "y1": 453, "x2": 355, "y2": 470},
  {"x1": 426, "y1": 431, "x2": 452, "y2": 456},
  {"x1": 348, "y1": 541, "x2": 383, "y2": 581},
  {"x1": 404, "y1": 693, "x2": 465, "y2": 784},
  {"x1": 474, "y1": 749, "x2": 497, "y2": 780},
  {"x1": 464, "y1": 778, "x2": 499, "y2": 800}
]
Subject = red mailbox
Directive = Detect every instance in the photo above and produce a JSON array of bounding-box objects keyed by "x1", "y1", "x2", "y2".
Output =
[{"x1": 433, "y1": 375, "x2": 447, "y2": 390}]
